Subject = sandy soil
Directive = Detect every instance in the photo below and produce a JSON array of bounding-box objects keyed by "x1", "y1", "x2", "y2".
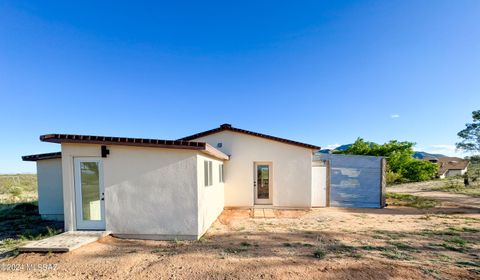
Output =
[{"x1": 1, "y1": 205, "x2": 479, "y2": 280}]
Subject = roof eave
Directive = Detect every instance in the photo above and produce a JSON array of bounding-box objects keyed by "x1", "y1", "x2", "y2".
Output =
[
  {"x1": 39, "y1": 134, "x2": 229, "y2": 161},
  {"x1": 22, "y1": 152, "x2": 62, "y2": 161},
  {"x1": 179, "y1": 125, "x2": 320, "y2": 151}
]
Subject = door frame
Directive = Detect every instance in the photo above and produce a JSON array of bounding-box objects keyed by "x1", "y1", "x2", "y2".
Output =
[
  {"x1": 74, "y1": 157, "x2": 106, "y2": 230},
  {"x1": 253, "y1": 162, "x2": 273, "y2": 205}
]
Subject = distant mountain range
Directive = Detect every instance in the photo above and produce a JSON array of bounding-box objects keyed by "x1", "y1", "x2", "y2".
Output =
[
  {"x1": 411, "y1": 151, "x2": 446, "y2": 159},
  {"x1": 319, "y1": 144, "x2": 446, "y2": 159}
]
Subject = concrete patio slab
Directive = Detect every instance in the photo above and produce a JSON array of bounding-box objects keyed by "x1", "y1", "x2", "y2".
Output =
[
  {"x1": 19, "y1": 231, "x2": 110, "y2": 252},
  {"x1": 252, "y1": 208, "x2": 276, "y2": 218},
  {"x1": 263, "y1": 208, "x2": 275, "y2": 218},
  {"x1": 253, "y1": 208, "x2": 264, "y2": 218}
]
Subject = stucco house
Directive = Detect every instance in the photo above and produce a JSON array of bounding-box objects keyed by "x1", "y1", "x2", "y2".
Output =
[
  {"x1": 23, "y1": 124, "x2": 384, "y2": 240},
  {"x1": 424, "y1": 157, "x2": 470, "y2": 179}
]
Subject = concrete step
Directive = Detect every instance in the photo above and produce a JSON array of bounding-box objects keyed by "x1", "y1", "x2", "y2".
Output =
[
  {"x1": 252, "y1": 208, "x2": 276, "y2": 218},
  {"x1": 19, "y1": 231, "x2": 110, "y2": 252}
]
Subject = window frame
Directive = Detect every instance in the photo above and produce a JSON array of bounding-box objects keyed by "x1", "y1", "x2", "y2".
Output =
[
  {"x1": 204, "y1": 160, "x2": 213, "y2": 187},
  {"x1": 219, "y1": 163, "x2": 224, "y2": 183}
]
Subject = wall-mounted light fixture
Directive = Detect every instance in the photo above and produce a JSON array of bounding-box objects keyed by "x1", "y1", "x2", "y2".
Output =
[{"x1": 101, "y1": 145, "x2": 110, "y2": 158}]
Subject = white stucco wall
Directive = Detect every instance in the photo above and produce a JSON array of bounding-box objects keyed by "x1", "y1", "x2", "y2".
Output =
[
  {"x1": 192, "y1": 131, "x2": 315, "y2": 207},
  {"x1": 61, "y1": 143, "x2": 200, "y2": 239},
  {"x1": 445, "y1": 169, "x2": 467, "y2": 177},
  {"x1": 36, "y1": 158, "x2": 64, "y2": 220},
  {"x1": 197, "y1": 154, "x2": 225, "y2": 236}
]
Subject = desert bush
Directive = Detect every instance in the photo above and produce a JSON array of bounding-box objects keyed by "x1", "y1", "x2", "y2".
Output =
[
  {"x1": 403, "y1": 160, "x2": 439, "y2": 182},
  {"x1": 386, "y1": 170, "x2": 404, "y2": 185}
]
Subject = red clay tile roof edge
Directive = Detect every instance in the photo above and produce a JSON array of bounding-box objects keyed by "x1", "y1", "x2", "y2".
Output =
[{"x1": 178, "y1": 123, "x2": 320, "y2": 150}]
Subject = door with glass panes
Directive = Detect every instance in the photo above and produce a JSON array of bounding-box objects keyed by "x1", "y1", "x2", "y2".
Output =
[
  {"x1": 254, "y1": 162, "x2": 272, "y2": 205},
  {"x1": 74, "y1": 158, "x2": 105, "y2": 230}
]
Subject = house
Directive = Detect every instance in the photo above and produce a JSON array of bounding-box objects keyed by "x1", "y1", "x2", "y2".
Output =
[
  {"x1": 430, "y1": 157, "x2": 470, "y2": 179},
  {"x1": 22, "y1": 124, "x2": 384, "y2": 240}
]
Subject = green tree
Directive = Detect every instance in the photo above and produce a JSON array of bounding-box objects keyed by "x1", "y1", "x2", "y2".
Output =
[
  {"x1": 336, "y1": 138, "x2": 438, "y2": 184},
  {"x1": 456, "y1": 110, "x2": 480, "y2": 154},
  {"x1": 403, "y1": 160, "x2": 439, "y2": 182}
]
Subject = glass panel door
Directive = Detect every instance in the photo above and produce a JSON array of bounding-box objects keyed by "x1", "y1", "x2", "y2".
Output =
[
  {"x1": 80, "y1": 162, "x2": 101, "y2": 221},
  {"x1": 254, "y1": 162, "x2": 272, "y2": 205},
  {"x1": 257, "y1": 165, "x2": 270, "y2": 199},
  {"x1": 74, "y1": 158, "x2": 105, "y2": 230}
]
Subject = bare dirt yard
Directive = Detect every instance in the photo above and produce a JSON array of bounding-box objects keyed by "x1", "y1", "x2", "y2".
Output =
[
  {"x1": 1, "y1": 203, "x2": 480, "y2": 280},
  {"x1": 389, "y1": 180, "x2": 480, "y2": 209}
]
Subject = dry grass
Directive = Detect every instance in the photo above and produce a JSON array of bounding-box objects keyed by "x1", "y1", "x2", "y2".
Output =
[
  {"x1": 386, "y1": 193, "x2": 440, "y2": 208},
  {"x1": 0, "y1": 174, "x2": 37, "y2": 203},
  {"x1": 0, "y1": 174, "x2": 62, "y2": 256},
  {"x1": 433, "y1": 178, "x2": 480, "y2": 197}
]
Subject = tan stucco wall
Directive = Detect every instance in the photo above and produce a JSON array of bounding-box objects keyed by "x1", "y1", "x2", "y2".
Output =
[
  {"x1": 61, "y1": 143, "x2": 200, "y2": 238},
  {"x1": 36, "y1": 158, "x2": 64, "y2": 220},
  {"x1": 192, "y1": 131, "x2": 315, "y2": 207},
  {"x1": 196, "y1": 154, "x2": 225, "y2": 236}
]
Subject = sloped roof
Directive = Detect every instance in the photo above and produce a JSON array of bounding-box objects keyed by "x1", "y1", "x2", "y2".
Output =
[
  {"x1": 22, "y1": 152, "x2": 62, "y2": 161},
  {"x1": 179, "y1": 124, "x2": 320, "y2": 150},
  {"x1": 437, "y1": 157, "x2": 469, "y2": 175},
  {"x1": 39, "y1": 134, "x2": 229, "y2": 160}
]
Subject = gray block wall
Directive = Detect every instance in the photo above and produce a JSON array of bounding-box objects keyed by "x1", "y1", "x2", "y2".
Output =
[{"x1": 314, "y1": 153, "x2": 384, "y2": 208}]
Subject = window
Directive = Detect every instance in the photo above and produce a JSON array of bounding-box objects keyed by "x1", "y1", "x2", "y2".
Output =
[
  {"x1": 204, "y1": 160, "x2": 213, "y2": 186},
  {"x1": 219, "y1": 164, "x2": 224, "y2": 183}
]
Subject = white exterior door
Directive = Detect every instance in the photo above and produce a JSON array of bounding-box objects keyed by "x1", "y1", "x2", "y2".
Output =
[
  {"x1": 74, "y1": 158, "x2": 106, "y2": 230},
  {"x1": 311, "y1": 161, "x2": 327, "y2": 207},
  {"x1": 254, "y1": 162, "x2": 273, "y2": 205}
]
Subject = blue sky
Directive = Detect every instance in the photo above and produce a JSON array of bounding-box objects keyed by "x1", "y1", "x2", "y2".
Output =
[{"x1": 1, "y1": 0, "x2": 479, "y2": 173}]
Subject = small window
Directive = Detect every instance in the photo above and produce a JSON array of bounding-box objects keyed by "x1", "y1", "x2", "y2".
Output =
[
  {"x1": 204, "y1": 160, "x2": 213, "y2": 186},
  {"x1": 219, "y1": 164, "x2": 224, "y2": 183}
]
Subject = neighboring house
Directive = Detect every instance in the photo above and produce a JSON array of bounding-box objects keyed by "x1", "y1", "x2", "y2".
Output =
[
  {"x1": 22, "y1": 124, "x2": 385, "y2": 240},
  {"x1": 429, "y1": 157, "x2": 470, "y2": 179}
]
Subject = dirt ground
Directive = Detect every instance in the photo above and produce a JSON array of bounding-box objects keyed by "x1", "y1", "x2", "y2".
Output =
[
  {"x1": 389, "y1": 181, "x2": 480, "y2": 209},
  {"x1": 1, "y1": 204, "x2": 479, "y2": 280}
]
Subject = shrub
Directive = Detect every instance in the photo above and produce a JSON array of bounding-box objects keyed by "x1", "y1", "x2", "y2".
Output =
[
  {"x1": 403, "y1": 160, "x2": 438, "y2": 182},
  {"x1": 386, "y1": 170, "x2": 403, "y2": 185},
  {"x1": 313, "y1": 249, "x2": 326, "y2": 259}
]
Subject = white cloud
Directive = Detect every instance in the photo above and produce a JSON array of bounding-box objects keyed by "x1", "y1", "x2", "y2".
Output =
[
  {"x1": 324, "y1": 143, "x2": 341, "y2": 150},
  {"x1": 390, "y1": 114, "x2": 400, "y2": 119}
]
